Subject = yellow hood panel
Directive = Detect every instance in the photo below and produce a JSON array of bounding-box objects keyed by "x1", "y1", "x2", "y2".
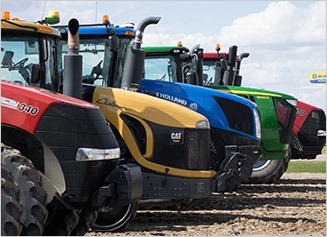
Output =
[{"x1": 93, "y1": 87, "x2": 208, "y2": 128}]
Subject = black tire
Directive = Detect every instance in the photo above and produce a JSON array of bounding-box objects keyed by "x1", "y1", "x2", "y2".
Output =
[
  {"x1": 70, "y1": 209, "x2": 97, "y2": 236},
  {"x1": 1, "y1": 167, "x2": 23, "y2": 236},
  {"x1": 92, "y1": 202, "x2": 139, "y2": 232},
  {"x1": 246, "y1": 155, "x2": 291, "y2": 184},
  {"x1": 43, "y1": 208, "x2": 79, "y2": 236},
  {"x1": 1, "y1": 151, "x2": 48, "y2": 235}
]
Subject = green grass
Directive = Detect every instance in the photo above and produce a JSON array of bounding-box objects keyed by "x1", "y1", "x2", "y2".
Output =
[
  {"x1": 286, "y1": 161, "x2": 326, "y2": 173},
  {"x1": 322, "y1": 146, "x2": 326, "y2": 154}
]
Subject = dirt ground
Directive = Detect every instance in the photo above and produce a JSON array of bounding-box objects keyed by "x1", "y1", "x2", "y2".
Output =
[{"x1": 87, "y1": 172, "x2": 326, "y2": 236}]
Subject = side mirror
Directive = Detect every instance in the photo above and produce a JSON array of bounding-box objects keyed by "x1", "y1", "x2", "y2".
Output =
[
  {"x1": 30, "y1": 64, "x2": 40, "y2": 83},
  {"x1": 108, "y1": 35, "x2": 119, "y2": 52},
  {"x1": 191, "y1": 56, "x2": 198, "y2": 71},
  {"x1": 2, "y1": 51, "x2": 14, "y2": 68}
]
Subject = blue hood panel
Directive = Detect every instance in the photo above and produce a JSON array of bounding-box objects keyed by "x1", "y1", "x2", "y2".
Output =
[{"x1": 139, "y1": 79, "x2": 260, "y2": 141}]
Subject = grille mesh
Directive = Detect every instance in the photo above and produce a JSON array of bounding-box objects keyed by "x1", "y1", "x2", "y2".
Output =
[
  {"x1": 273, "y1": 98, "x2": 296, "y2": 144},
  {"x1": 213, "y1": 96, "x2": 254, "y2": 136},
  {"x1": 210, "y1": 128, "x2": 226, "y2": 171}
]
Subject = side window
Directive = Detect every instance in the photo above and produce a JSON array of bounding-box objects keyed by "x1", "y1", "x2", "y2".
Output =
[
  {"x1": 1, "y1": 36, "x2": 40, "y2": 85},
  {"x1": 202, "y1": 60, "x2": 217, "y2": 85}
]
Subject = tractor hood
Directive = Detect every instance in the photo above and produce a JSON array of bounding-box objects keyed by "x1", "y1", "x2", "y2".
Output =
[{"x1": 139, "y1": 79, "x2": 261, "y2": 142}]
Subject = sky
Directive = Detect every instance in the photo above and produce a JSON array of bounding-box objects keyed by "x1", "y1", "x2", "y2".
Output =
[{"x1": 1, "y1": 1, "x2": 326, "y2": 110}]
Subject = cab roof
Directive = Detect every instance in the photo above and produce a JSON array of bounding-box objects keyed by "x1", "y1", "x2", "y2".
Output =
[
  {"x1": 1, "y1": 19, "x2": 60, "y2": 37},
  {"x1": 56, "y1": 25, "x2": 135, "y2": 37},
  {"x1": 142, "y1": 46, "x2": 189, "y2": 54}
]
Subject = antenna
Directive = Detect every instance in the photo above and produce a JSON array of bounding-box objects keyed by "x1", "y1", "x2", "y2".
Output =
[
  {"x1": 154, "y1": 25, "x2": 163, "y2": 46},
  {"x1": 42, "y1": 1, "x2": 47, "y2": 19},
  {"x1": 95, "y1": 1, "x2": 98, "y2": 23}
]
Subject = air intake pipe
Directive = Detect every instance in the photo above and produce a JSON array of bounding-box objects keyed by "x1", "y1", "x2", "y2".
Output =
[
  {"x1": 63, "y1": 18, "x2": 82, "y2": 99},
  {"x1": 121, "y1": 16, "x2": 161, "y2": 91},
  {"x1": 234, "y1": 52, "x2": 249, "y2": 86}
]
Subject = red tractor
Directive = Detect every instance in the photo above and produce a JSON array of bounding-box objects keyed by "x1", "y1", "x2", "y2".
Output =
[
  {"x1": 1, "y1": 12, "x2": 142, "y2": 235},
  {"x1": 291, "y1": 101, "x2": 326, "y2": 159}
]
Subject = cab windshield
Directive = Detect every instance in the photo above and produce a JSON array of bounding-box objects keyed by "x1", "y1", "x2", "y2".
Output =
[
  {"x1": 57, "y1": 36, "x2": 133, "y2": 87},
  {"x1": 1, "y1": 35, "x2": 58, "y2": 90},
  {"x1": 143, "y1": 55, "x2": 178, "y2": 82},
  {"x1": 202, "y1": 59, "x2": 222, "y2": 86}
]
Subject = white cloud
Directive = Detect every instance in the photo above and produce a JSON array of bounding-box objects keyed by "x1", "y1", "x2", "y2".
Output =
[{"x1": 217, "y1": 1, "x2": 326, "y2": 46}]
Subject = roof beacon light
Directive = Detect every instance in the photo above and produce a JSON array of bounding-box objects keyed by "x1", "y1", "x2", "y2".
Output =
[
  {"x1": 12, "y1": 17, "x2": 19, "y2": 21},
  {"x1": 177, "y1": 41, "x2": 183, "y2": 47},
  {"x1": 216, "y1": 43, "x2": 221, "y2": 51},
  {"x1": 103, "y1": 15, "x2": 109, "y2": 26},
  {"x1": 2, "y1": 11, "x2": 10, "y2": 20},
  {"x1": 46, "y1": 11, "x2": 60, "y2": 25}
]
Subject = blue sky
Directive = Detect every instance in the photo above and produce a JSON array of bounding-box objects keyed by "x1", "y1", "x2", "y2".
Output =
[{"x1": 2, "y1": 1, "x2": 326, "y2": 110}]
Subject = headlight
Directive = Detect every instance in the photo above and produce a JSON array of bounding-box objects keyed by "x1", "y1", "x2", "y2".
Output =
[
  {"x1": 285, "y1": 99, "x2": 297, "y2": 107},
  {"x1": 76, "y1": 147, "x2": 121, "y2": 161},
  {"x1": 317, "y1": 130, "x2": 326, "y2": 137},
  {"x1": 253, "y1": 108, "x2": 261, "y2": 139},
  {"x1": 196, "y1": 120, "x2": 210, "y2": 129}
]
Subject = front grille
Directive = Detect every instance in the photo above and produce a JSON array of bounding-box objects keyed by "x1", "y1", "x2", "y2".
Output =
[
  {"x1": 185, "y1": 129, "x2": 210, "y2": 170},
  {"x1": 213, "y1": 96, "x2": 254, "y2": 135},
  {"x1": 34, "y1": 103, "x2": 119, "y2": 196},
  {"x1": 273, "y1": 98, "x2": 296, "y2": 144},
  {"x1": 290, "y1": 132, "x2": 303, "y2": 152},
  {"x1": 146, "y1": 122, "x2": 210, "y2": 171},
  {"x1": 298, "y1": 110, "x2": 326, "y2": 147},
  {"x1": 210, "y1": 128, "x2": 226, "y2": 170}
]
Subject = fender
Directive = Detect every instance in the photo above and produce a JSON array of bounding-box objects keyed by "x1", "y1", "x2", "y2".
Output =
[
  {"x1": 139, "y1": 79, "x2": 261, "y2": 142},
  {"x1": 1, "y1": 124, "x2": 66, "y2": 195}
]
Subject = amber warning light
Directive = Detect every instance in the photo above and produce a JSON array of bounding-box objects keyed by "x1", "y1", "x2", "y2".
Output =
[
  {"x1": 2, "y1": 11, "x2": 10, "y2": 20},
  {"x1": 103, "y1": 15, "x2": 109, "y2": 25}
]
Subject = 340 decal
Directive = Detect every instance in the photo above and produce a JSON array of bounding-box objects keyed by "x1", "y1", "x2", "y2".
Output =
[{"x1": 18, "y1": 103, "x2": 39, "y2": 115}]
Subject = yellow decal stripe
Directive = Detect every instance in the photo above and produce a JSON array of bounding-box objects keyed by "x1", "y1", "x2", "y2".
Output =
[{"x1": 219, "y1": 89, "x2": 282, "y2": 98}]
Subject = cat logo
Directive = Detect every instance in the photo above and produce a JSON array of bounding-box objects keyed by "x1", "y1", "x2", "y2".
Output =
[{"x1": 170, "y1": 131, "x2": 183, "y2": 144}]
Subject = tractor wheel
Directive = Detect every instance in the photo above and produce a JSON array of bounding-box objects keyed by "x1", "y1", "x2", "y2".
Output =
[
  {"x1": 246, "y1": 155, "x2": 291, "y2": 184},
  {"x1": 42, "y1": 208, "x2": 79, "y2": 235},
  {"x1": 70, "y1": 209, "x2": 97, "y2": 236},
  {"x1": 1, "y1": 167, "x2": 23, "y2": 236},
  {"x1": 1, "y1": 151, "x2": 48, "y2": 235},
  {"x1": 92, "y1": 202, "x2": 139, "y2": 232}
]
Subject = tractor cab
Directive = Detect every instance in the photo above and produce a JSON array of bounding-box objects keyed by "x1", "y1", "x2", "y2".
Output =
[
  {"x1": 1, "y1": 11, "x2": 61, "y2": 90},
  {"x1": 56, "y1": 15, "x2": 135, "y2": 89}
]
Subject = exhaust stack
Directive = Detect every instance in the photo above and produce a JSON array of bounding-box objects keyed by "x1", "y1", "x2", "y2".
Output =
[
  {"x1": 222, "y1": 45, "x2": 237, "y2": 86},
  {"x1": 63, "y1": 18, "x2": 83, "y2": 99},
  {"x1": 121, "y1": 16, "x2": 161, "y2": 91}
]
